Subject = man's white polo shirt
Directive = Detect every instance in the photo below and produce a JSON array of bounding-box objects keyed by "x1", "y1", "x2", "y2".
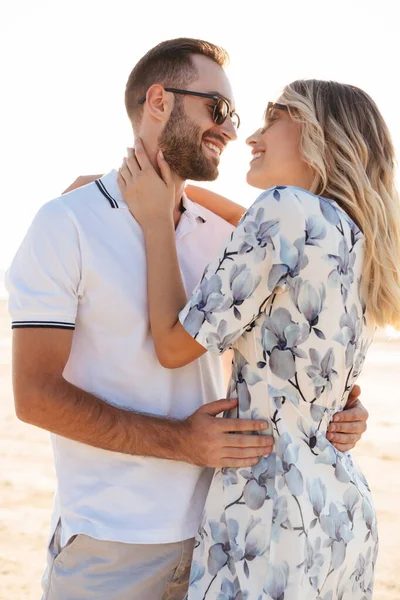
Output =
[{"x1": 6, "y1": 171, "x2": 234, "y2": 546}]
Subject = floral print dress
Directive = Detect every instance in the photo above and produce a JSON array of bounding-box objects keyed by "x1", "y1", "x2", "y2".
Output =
[{"x1": 179, "y1": 186, "x2": 378, "y2": 600}]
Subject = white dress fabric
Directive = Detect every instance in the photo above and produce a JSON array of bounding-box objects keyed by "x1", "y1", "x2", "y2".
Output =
[{"x1": 179, "y1": 186, "x2": 378, "y2": 600}]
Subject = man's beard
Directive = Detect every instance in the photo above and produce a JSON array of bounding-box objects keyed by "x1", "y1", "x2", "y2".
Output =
[{"x1": 158, "y1": 102, "x2": 220, "y2": 182}]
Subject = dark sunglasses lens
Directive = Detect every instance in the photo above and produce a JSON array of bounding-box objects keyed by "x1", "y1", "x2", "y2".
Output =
[{"x1": 213, "y1": 99, "x2": 228, "y2": 125}]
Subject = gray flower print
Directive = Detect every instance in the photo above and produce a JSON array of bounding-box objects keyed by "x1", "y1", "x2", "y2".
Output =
[
  {"x1": 268, "y1": 384, "x2": 299, "y2": 412},
  {"x1": 352, "y1": 339, "x2": 370, "y2": 380},
  {"x1": 319, "y1": 196, "x2": 341, "y2": 227},
  {"x1": 183, "y1": 273, "x2": 231, "y2": 335},
  {"x1": 268, "y1": 236, "x2": 309, "y2": 290},
  {"x1": 357, "y1": 276, "x2": 367, "y2": 324},
  {"x1": 306, "y1": 348, "x2": 338, "y2": 399},
  {"x1": 240, "y1": 454, "x2": 276, "y2": 510},
  {"x1": 227, "y1": 349, "x2": 262, "y2": 411},
  {"x1": 208, "y1": 518, "x2": 241, "y2": 576},
  {"x1": 238, "y1": 205, "x2": 280, "y2": 263},
  {"x1": 189, "y1": 561, "x2": 206, "y2": 589},
  {"x1": 195, "y1": 509, "x2": 209, "y2": 556},
  {"x1": 343, "y1": 487, "x2": 360, "y2": 530},
  {"x1": 349, "y1": 219, "x2": 363, "y2": 248},
  {"x1": 315, "y1": 437, "x2": 352, "y2": 484},
  {"x1": 229, "y1": 264, "x2": 261, "y2": 320},
  {"x1": 217, "y1": 577, "x2": 248, "y2": 600},
  {"x1": 297, "y1": 536, "x2": 325, "y2": 590},
  {"x1": 223, "y1": 468, "x2": 239, "y2": 487},
  {"x1": 182, "y1": 186, "x2": 376, "y2": 600},
  {"x1": 242, "y1": 517, "x2": 269, "y2": 578},
  {"x1": 261, "y1": 307, "x2": 309, "y2": 380},
  {"x1": 305, "y1": 214, "x2": 327, "y2": 247},
  {"x1": 350, "y1": 547, "x2": 373, "y2": 595},
  {"x1": 298, "y1": 418, "x2": 319, "y2": 454},
  {"x1": 362, "y1": 499, "x2": 378, "y2": 543},
  {"x1": 271, "y1": 496, "x2": 292, "y2": 543},
  {"x1": 320, "y1": 503, "x2": 354, "y2": 569},
  {"x1": 334, "y1": 304, "x2": 362, "y2": 368},
  {"x1": 276, "y1": 432, "x2": 304, "y2": 496},
  {"x1": 307, "y1": 478, "x2": 327, "y2": 527},
  {"x1": 326, "y1": 237, "x2": 356, "y2": 304},
  {"x1": 264, "y1": 561, "x2": 290, "y2": 599},
  {"x1": 205, "y1": 319, "x2": 241, "y2": 354},
  {"x1": 290, "y1": 278, "x2": 326, "y2": 338}
]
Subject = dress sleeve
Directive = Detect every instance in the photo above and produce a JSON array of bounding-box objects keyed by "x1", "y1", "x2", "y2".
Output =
[
  {"x1": 5, "y1": 200, "x2": 82, "y2": 330},
  {"x1": 178, "y1": 186, "x2": 307, "y2": 353}
]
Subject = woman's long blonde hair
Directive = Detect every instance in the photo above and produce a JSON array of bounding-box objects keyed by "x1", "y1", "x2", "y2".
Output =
[{"x1": 280, "y1": 80, "x2": 400, "y2": 329}]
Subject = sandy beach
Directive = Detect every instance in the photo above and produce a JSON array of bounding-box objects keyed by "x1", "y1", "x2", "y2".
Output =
[{"x1": 0, "y1": 299, "x2": 399, "y2": 599}]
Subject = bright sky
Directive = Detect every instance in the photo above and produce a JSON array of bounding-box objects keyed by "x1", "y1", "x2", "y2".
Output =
[{"x1": 1, "y1": 0, "x2": 399, "y2": 275}]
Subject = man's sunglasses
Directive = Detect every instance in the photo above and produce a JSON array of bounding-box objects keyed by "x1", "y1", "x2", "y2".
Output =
[{"x1": 137, "y1": 88, "x2": 240, "y2": 129}]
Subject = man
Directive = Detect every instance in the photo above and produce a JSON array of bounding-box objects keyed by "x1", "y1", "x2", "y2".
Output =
[{"x1": 6, "y1": 38, "x2": 368, "y2": 600}]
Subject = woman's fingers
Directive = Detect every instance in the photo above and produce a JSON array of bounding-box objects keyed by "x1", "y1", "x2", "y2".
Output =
[
  {"x1": 117, "y1": 171, "x2": 126, "y2": 190},
  {"x1": 119, "y1": 161, "x2": 132, "y2": 185},
  {"x1": 157, "y1": 150, "x2": 173, "y2": 186},
  {"x1": 134, "y1": 138, "x2": 153, "y2": 171},
  {"x1": 126, "y1": 151, "x2": 141, "y2": 177}
]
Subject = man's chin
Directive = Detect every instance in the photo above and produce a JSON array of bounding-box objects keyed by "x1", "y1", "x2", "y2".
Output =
[
  {"x1": 166, "y1": 153, "x2": 219, "y2": 182},
  {"x1": 188, "y1": 169, "x2": 219, "y2": 182},
  {"x1": 188, "y1": 159, "x2": 219, "y2": 182}
]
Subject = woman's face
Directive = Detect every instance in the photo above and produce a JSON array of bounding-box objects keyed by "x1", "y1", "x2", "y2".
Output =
[{"x1": 246, "y1": 103, "x2": 314, "y2": 190}]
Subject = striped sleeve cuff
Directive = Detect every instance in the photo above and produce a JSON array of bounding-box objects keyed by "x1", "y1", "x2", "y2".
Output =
[{"x1": 11, "y1": 320, "x2": 75, "y2": 330}]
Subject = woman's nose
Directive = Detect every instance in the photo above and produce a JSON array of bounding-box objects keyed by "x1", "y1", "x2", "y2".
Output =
[{"x1": 246, "y1": 129, "x2": 261, "y2": 146}]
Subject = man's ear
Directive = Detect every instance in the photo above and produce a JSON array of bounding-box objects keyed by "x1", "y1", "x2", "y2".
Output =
[{"x1": 144, "y1": 85, "x2": 174, "y2": 125}]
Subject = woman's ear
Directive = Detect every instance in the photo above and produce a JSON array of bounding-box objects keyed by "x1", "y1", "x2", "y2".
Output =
[{"x1": 144, "y1": 84, "x2": 174, "y2": 125}]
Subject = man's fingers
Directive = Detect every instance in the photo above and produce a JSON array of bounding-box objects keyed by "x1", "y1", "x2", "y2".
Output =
[
  {"x1": 223, "y1": 433, "x2": 274, "y2": 449},
  {"x1": 223, "y1": 447, "x2": 273, "y2": 459},
  {"x1": 221, "y1": 418, "x2": 270, "y2": 433},
  {"x1": 332, "y1": 405, "x2": 368, "y2": 423},
  {"x1": 199, "y1": 400, "x2": 269, "y2": 433},
  {"x1": 327, "y1": 420, "x2": 367, "y2": 434},
  {"x1": 333, "y1": 443, "x2": 354, "y2": 453},
  {"x1": 327, "y1": 432, "x2": 361, "y2": 445},
  {"x1": 200, "y1": 398, "x2": 238, "y2": 416},
  {"x1": 348, "y1": 384, "x2": 361, "y2": 400},
  {"x1": 220, "y1": 457, "x2": 260, "y2": 468}
]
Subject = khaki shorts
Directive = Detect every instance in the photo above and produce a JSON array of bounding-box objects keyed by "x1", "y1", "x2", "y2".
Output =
[{"x1": 41, "y1": 520, "x2": 194, "y2": 600}]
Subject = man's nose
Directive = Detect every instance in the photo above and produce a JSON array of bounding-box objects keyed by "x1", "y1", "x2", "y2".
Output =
[{"x1": 220, "y1": 116, "x2": 238, "y2": 142}]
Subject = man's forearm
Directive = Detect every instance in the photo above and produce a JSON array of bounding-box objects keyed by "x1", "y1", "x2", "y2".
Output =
[{"x1": 18, "y1": 375, "x2": 185, "y2": 460}]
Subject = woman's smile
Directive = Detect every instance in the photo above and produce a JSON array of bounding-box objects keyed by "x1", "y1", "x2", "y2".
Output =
[{"x1": 250, "y1": 150, "x2": 265, "y2": 163}]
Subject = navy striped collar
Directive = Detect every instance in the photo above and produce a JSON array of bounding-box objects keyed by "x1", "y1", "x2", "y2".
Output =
[{"x1": 96, "y1": 170, "x2": 207, "y2": 223}]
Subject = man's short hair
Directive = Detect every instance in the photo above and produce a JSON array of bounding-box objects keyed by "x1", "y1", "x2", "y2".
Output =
[{"x1": 125, "y1": 37, "x2": 229, "y2": 126}]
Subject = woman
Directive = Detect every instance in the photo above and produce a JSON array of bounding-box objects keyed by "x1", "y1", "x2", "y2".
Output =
[{"x1": 120, "y1": 80, "x2": 400, "y2": 599}]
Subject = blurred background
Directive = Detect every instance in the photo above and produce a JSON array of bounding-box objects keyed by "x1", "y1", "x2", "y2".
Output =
[{"x1": 0, "y1": 1, "x2": 399, "y2": 598}]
